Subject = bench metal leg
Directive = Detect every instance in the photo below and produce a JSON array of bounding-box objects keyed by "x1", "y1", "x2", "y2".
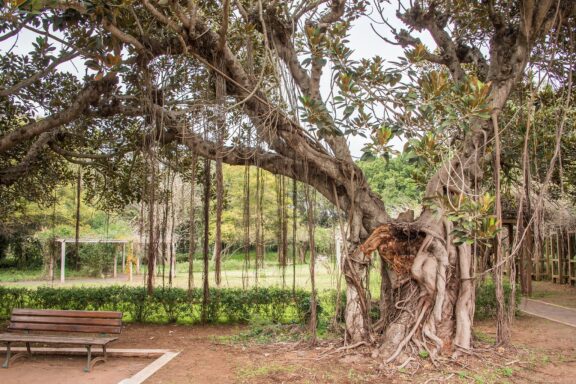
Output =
[
  {"x1": 2, "y1": 342, "x2": 10, "y2": 368},
  {"x1": 84, "y1": 344, "x2": 108, "y2": 373},
  {"x1": 2, "y1": 342, "x2": 33, "y2": 368},
  {"x1": 84, "y1": 345, "x2": 92, "y2": 372}
]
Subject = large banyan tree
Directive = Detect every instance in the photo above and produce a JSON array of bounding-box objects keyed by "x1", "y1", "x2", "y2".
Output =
[{"x1": 0, "y1": 0, "x2": 575, "y2": 361}]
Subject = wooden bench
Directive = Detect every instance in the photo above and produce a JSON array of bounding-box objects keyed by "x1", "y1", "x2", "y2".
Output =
[{"x1": 0, "y1": 308, "x2": 122, "y2": 372}]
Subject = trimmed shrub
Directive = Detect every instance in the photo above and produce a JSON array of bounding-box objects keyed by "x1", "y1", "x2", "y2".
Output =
[
  {"x1": 0, "y1": 286, "x2": 316, "y2": 325},
  {"x1": 475, "y1": 278, "x2": 521, "y2": 320}
]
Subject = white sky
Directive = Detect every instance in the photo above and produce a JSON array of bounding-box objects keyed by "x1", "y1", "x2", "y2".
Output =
[
  {"x1": 1, "y1": 2, "x2": 436, "y2": 158},
  {"x1": 338, "y1": 4, "x2": 435, "y2": 157}
]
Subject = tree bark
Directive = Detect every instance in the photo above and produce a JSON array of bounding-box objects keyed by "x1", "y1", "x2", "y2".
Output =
[
  {"x1": 188, "y1": 156, "x2": 197, "y2": 291},
  {"x1": 74, "y1": 167, "x2": 81, "y2": 270},
  {"x1": 146, "y1": 150, "x2": 157, "y2": 295},
  {"x1": 201, "y1": 158, "x2": 211, "y2": 322},
  {"x1": 214, "y1": 60, "x2": 226, "y2": 287}
]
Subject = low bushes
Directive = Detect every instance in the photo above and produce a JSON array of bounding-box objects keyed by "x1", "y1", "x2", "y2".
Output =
[
  {"x1": 0, "y1": 286, "x2": 313, "y2": 325},
  {"x1": 475, "y1": 278, "x2": 521, "y2": 320},
  {"x1": 0, "y1": 281, "x2": 519, "y2": 327}
]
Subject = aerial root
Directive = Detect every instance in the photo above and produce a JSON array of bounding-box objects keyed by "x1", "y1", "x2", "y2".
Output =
[{"x1": 385, "y1": 300, "x2": 431, "y2": 363}]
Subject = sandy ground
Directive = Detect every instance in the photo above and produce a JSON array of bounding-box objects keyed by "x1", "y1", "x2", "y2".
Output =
[
  {"x1": 1, "y1": 316, "x2": 575, "y2": 384},
  {"x1": 0, "y1": 354, "x2": 151, "y2": 384},
  {"x1": 1, "y1": 281, "x2": 575, "y2": 383}
]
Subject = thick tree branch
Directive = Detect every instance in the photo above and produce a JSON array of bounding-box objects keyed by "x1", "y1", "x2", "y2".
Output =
[
  {"x1": 48, "y1": 142, "x2": 127, "y2": 160},
  {"x1": 398, "y1": 3, "x2": 465, "y2": 81},
  {"x1": 0, "y1": 75, "x2": 116, "y2": 154},
  {"x1": 0, "y1": 52, "x2": 79, "y2": 97},
  {"x1": 0, "y1": 132, "x2": 53, "y2": 185}
]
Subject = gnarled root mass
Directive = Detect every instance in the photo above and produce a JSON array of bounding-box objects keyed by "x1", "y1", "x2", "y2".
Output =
[{"x1": 344, "y1": 221, "x2": 474, "y2": 364}]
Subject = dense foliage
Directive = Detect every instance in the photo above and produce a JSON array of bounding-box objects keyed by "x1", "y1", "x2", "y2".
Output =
[
  {"x1": 0, "y1": 283, "x2": 516, "y2": 325},
  {"x1": 358, "y1": 155, "x2": 423, "y2": 216},
  {"x1": 0, "y1": 286, "x2": 315, "y2": 324}
]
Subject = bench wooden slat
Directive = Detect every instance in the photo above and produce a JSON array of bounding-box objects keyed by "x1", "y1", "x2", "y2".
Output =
[
  {"x1": 10, "y1": 315, "x2": 122, "y2": 327},
  {"x1": 0, "y1": 333, "x2": 117, "y2": 345},
  {"x1": 12, "y1": 308, "x2": 122, "y2": 319},
  {"x1": 8, "y1": 322, "x2": 122, "y2": 334},
  {"x1": 2, "y1": 309, "x2": 123, "y2": 371}
]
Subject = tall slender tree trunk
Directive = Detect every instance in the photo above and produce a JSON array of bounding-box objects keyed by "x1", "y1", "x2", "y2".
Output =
[
  {"x1": 160, "y1": 172, "x2": 170, "y2": 288},
  {"x1": 74, "y1": 166, "x2": 81, "y2": 270},
  {"x1": 146, "y1": 150, "x2": 157, "y2": 295},
  {"x1": 188, "y1": 155, "x2": 197, "y2": 291},
  {"x1": 242, "y1": 163, "x2": 251, "y2": 289},
  {"x1": 492, "y1": 112, "x2": 510, "y2": 345},
  {"x1": 254, "y1": 167, "x2": 264, "y2": 284},
  {"x1": 520, "y1": 97, "x2": 534, "y2": 296},
  {"x1": 304, "y1": 182, "x2": 317, "y2": 344},
  {"x1": 201, "y1": 158, "x2": 211, "y2": 322},
  {"x1": 138, "y1": 198, "x2": 145, "y2": 275},
  {"x1": 169, "y1": 173, "x2": 176, "y2": 286},
  {"x1": 214, "y1": 60, "x2": 226, "y2": 287},
  {"x1": 292, "y1": 177, "x2": 297, "y2": 296},
  {"x1": 276, "y1": 175, "x2": 288, "y2": 287}
]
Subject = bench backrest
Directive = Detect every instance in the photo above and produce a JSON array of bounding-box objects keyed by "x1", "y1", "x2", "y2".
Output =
[{"x1": 8, "y1": 308, "x2": 122, "y2": 334}]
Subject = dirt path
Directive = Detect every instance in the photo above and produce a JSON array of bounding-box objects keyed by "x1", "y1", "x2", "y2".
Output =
[
  {"x1": 0, "y1": 355, "x2": 150, "y2": 384},
  {"x1": 116, "y1": 323, "x2": 249, "y2": 384},
  {"x1": 521, "y1": 298, "x2": 576, "y2": 328},
  {"x1": 2, "y1": 318, "x2": 576, "y2": 383}
]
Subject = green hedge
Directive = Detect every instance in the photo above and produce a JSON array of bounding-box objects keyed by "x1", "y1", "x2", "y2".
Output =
[
  {"x1": 0, "y1": 286, "x2": 314, "y2": 325},
  {"x1": 475, "y1": 279, "x2": 521, "y2": 320},
  {"x1": 0, "y1": 282, "x2": 519, "y2": 326}
]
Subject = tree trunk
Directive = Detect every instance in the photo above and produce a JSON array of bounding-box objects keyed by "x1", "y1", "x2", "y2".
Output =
[
  {"x1": 255, "y1": 167, "x2": 264, "y2": 274},
  {"x1": 242, "y1": 163, "x2": 250, "y2": 289},
  {"x1": 214, "y1": 59, "x2": 225, "y2": 287},
  {"x1": 304, "y1": 184, "x2": 317, "y2": 343},
  {"x1": 146, "y1": 150, "x2": 157, "y2": 295},
  {"x1": 169, "y1": 173, "x2": 176, "y2": 286},
  {"x1": 341, "y1": 117, "x2": 498, "y2": 360},
  {"x1": 160, "y1": 175, "x2": 169, "y2": 287},
  {"x1": 188, "y1": 157, "x2": 197, "y2": 291},
  {"x1": 343, "y1": 246, "x2": 371, "y2": 343},
  {"x1": 292, "y1": 177, "x2": 297, "y2": 296},
  {"x1": 74, "y1": 167, "x2": 81, "y2": 271},
  {"x1": 493, "y1": 112, "x2": 511, "y2": 345},
  {"x1": 201, "y1": 158, "x2": 211, "y2": 322}
]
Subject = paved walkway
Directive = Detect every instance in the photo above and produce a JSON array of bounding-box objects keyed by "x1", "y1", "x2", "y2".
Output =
[{"x1": 521, "y1": 298, "x2": 576, "y2": 328}]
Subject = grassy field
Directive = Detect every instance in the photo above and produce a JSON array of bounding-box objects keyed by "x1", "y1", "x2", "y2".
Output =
[{"x1": 0, "y1": 250, "x2": 384, "y2": 296}]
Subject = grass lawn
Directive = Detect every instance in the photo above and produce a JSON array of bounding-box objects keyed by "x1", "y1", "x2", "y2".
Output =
[{"x1": 0, "y1": 250, "x2": 384, "y2": 297}]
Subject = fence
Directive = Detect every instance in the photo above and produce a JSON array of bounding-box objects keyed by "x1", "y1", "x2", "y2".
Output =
[{"x1": 533, "y1": 230, "x2": 576, "y2": 286}]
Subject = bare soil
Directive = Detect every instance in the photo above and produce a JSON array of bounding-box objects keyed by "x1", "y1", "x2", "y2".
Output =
[
  {"x1": 1, "y1": 313, "x2": 575, "y2": 383},
  {"x1": 0, "y1": 354, "x2": 151, "y2": 384},
  {"x1": 115, "y1": 315, "x2": 575, "y2": 384}
]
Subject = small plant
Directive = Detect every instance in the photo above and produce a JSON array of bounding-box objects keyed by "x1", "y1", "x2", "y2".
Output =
[
  {"x1": 498, "y1": 367, "x2": 514, "y2": 377},
  {"x1": 237, "y1": 363, "x2": 296, "y2": 381},
  {"x1": 418, "y1": 350, "x2": 430, "y2": 359},
  {"x1": 473, "y1": 330, "x2": 495, "y2": 344},
  {"x1": 473, "y1": 375, "x2": 486, "y2": 384},
  {"x1": 457, "y1": 370, "x2": 470, "y2": 380}
]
